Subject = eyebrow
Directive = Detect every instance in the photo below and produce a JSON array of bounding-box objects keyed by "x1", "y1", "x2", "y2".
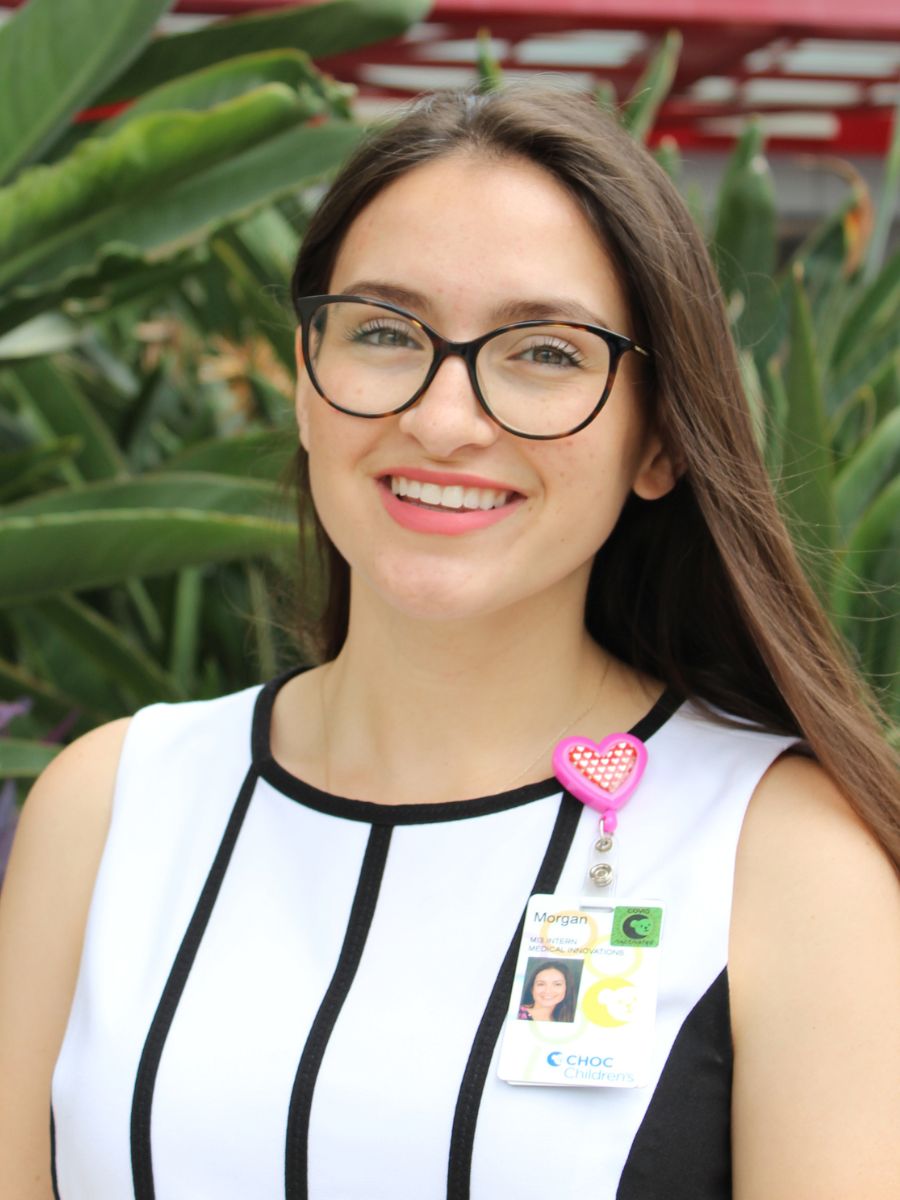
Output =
[{"x1": 337, "y1": 279, "x2": 617, "y2": 331}]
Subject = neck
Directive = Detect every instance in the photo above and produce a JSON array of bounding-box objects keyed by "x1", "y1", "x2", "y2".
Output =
[{"x1": 315, "y1": 579, "x2": 641, "y2": 805}]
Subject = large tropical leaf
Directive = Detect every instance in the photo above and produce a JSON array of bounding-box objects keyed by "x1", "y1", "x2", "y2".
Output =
[
  {"x1": 0, "y1": 737, "x2": 61, "y2": 779},
  {"x1": 4, "y1": 473, "x2": 289, "y2": 519},
  {"x1": 0, "y1": 437, "x2": 82, "y2": 503},
  {"x1": 0, "y1": 656, "x2": 104, "y2": 728},
  {"x1": 834, "y1": 407, "x2": 900, "y2": 538},
  {"x1": 0, "y1": 0, "x2": 173, "y2": 182},
  {"x1": 162, "y1": 431, "x2": 295, "y2": 481},
  {"x1": 104, "y1": 49, "x2": 351, "y2": 133},
  {"x1": 830, "y1": 248, "x2": 900, "y2": 373},
  {"x1": 0, "y1": 508, "x2": 295, "y2": 605},
  {"x1": 831, "y1": 476, "x2": 900, "y2": 713},
  {"x1": 34, "y1": 596, "x2": 185, "y2": 705},
  {"x1": 0, "y1": 108, "x2": 362, "y2": 333},
  {"x1": 0, "y1": 314, "x2": 84, "y2": 360},
  {"x1": 779, "y1": 264, "x2": 837, "y2": 597},
  {"x1": 95, "y1": 0, "x2": 432, "y2": 107},
  {"x1": 711, "y1": 120, "x2": 778, "y2": 359},
  {"x1": 621, "y1": 31, "x2": 682, "y2": 144},
  {"x1": 0, "y1": 86, "x2": 313, "y2": 292},
  {"x1": 5, "y1": 357, "x2": 126, "y2": 482}
]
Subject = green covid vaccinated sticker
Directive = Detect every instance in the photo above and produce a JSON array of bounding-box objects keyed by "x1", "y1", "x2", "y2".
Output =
[{"x1": 611, "y1": 906, "x2": 662, "y2": 948}]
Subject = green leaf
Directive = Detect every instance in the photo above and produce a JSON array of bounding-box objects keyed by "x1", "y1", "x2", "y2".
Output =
[
  {"x1": 0, "y1": 737, "x2": 61, "y2": 779},
  {"x1": 34, "y1": 596, "x2": 185, "y2": 706},
  {"x1": 829, "y1": 383, "x2": 877, "y2": 462},
  {"x1": 0, "y1": 437, "x2": 83, "y2": 503},
  {"x1": 96, "y1": 0, "x2": 432, "y2": 106},
  {"x1": 831, "y1": 476, "x2": 900, "y2": 706},
  {"x1": 711, "y1": 119, "x2": 778, "y2": 357},
  {"x1": 0, "y1": 0, "x2": 173, "y2": 182},
  {"x1": 0, "y1": 114, "x2": 362, "y2": 330},
  {"x1": 0, "y1": 314, "x2": 84, "y2": 360},
  {"x1": 0, "y1": 509, "x2": 295, "y2": 606},
  {"x1": 653, "y1": 136, "x2": 683, "y2": 185},
  {"x1": 5, "y1": 473, "x2": 289, "y2": 520},
  {"x1": 830, "y1": 247, "x2": 900, "y2": 372},
  {"x1": 163, "y1": 432, "x2": 294, "y2": 481},
  {"x1": 0, "y1": 656, "x2": 103, "y2": 727},
  {"x1": 6, "y1": 358, "x2": 126, "y2": 482},
  {"x1": 168, "y1": 568, "x2": 204, "y2": 691},
  {"x1": 834, "y1": 408, "x2": 900, "y2": 538},
  {"x1": 828, "y1": 326, "x2": 900, "y2": 419},
  {"x1": 864, "y1": 92, "x2": 900, "y2": 282},
  {"x1": 210, "y1": 233, "x2": 296, "y2": 372},
  {"x1": 780, "y1": 264, "x2": 837, "y2": 596},
  {"x1": 0, "y1": 85, "x2": 312, "y2": 293},
  {"x1": 621, "y1": 30, "x2": 681, "y2": 143},
  {"x1": 476, "y1": 29, "x2": 504, "y2": 94},
  {"x1": 105, "y1": 50, "x2": 348, "y2": 133}
]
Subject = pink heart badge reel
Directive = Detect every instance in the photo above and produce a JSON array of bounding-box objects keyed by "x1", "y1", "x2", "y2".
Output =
[{"x1": 552, "y1": 733, "x2": 648, "y2": 833}]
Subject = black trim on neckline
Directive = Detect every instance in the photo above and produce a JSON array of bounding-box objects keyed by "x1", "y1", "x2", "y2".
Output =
[
  {"x1": 252, "y1": 669, "x2": 683, "y2": 826},
  {"x1": 130, "y1": 762, "x2": 260, "y2": 1200},
  {"x1": 284, "y1": 824, "x2": 393, "y2": 1200},
  {"x1": 446, "y1": 790, "x2": 584, "y2": 1199}
]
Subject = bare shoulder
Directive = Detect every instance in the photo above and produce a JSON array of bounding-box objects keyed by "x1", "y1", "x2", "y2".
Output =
[
  {"x1": 0, "y1": 717, "x2": 131, "y2": 1200},
  {"x1": 6, "y1": 717, "x2": 131, "y2": 898},
  {"x1": 730, "y1": 752, "x2": 900, "y2": 1200}
]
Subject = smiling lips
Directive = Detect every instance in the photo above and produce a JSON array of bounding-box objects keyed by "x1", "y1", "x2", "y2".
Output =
[{"x1": 378, "y1": 469, "x2": 523, "y2": 535}]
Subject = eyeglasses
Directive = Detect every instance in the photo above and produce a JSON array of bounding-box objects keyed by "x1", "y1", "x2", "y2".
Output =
[{"x1": 295, "y1": 295, "x2": 650, "y2": 440}]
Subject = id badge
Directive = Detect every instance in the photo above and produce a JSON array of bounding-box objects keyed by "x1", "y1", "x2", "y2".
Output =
[{"x1": 498, "y1": 894, "x2": 663, "y2": 1088}]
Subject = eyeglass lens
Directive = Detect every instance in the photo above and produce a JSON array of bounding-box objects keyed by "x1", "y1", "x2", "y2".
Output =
[{"x1": 308, "y1": 300, "x2": 614, "y2": 437}]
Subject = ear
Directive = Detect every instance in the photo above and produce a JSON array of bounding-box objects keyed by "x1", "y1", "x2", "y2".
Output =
[
  {"x1": 294, "y1": 326, "x2": 310, "y2": 452},
  {"x1": 632, "y1": 430, "x2": 678, "y2": 501}
]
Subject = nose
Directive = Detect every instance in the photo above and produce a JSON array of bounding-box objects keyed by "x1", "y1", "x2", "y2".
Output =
[{"x1": 396, "y1": 354, "x2": 499, "y2": 457}]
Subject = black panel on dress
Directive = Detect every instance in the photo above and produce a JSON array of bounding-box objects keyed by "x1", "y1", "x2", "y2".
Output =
[{"x1": 617, "y1": 969, "x2": 732, "y2": 1199}]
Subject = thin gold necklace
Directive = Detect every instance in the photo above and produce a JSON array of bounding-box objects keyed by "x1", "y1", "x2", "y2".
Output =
[{"x1": 318, "y1": 657, "x2": 611, "y2": 797}]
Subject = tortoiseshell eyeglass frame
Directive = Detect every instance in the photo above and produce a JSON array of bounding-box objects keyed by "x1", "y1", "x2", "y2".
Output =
[{"x1": 295, "y1": 294, "x2": 651, "y2": 441}]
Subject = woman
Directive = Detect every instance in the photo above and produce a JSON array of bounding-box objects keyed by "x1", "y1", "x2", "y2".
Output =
[
  {"x1": 0, "y1": 87, "x2": 897, "y2": 1199},
  {"x1": 518, "y1": 960, "x2": 577, "y2": 1023}
]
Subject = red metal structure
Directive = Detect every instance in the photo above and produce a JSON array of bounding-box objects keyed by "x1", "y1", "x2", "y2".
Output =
[{"x1": 2, "y1": 1, "x2": 898, "y2": 154}]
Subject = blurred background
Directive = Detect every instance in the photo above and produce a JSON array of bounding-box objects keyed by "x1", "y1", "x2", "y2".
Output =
[{"x1": 0, "y1": 0, "x2": 897, "y2": 873}]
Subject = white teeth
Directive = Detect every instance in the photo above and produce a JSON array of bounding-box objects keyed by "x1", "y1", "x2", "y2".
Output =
[{"x1": 387, "y1": 476, "x2": 512, "y2": 511}]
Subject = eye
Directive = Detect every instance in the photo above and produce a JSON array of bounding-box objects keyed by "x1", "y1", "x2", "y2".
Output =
[
  {"x1": 348, "y1": 319, "x2": 423, "y2": 349},
  {"x1": 515, "y1": 336, "x2": 584, "y2": 369}
]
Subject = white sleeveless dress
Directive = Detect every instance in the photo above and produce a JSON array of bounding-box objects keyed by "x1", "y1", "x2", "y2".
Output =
[{"x1": 51, "y1": 672, "x2": 795, "y2": 1199}]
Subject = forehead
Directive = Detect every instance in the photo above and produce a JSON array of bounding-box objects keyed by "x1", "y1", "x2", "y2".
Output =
[
  {"x1": 328, "y1": 153, "x2": 631, "y2": 336},
  {"x1": 535, "y1": 967, "x2": 566, "y2": 981}
]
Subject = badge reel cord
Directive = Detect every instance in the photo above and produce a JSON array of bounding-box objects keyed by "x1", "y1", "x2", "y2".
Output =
[{"x1": 552, "y1": 730, "x2": 649, "y2": 903}]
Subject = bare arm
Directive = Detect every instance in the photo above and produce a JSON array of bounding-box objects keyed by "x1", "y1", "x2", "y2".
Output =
[
  {"x1": 730, "y1": 753, "x2": 900, "y2": 1199},
  {"x1": 0, "y1": 719, "x2": 129, "y2": 1200}
]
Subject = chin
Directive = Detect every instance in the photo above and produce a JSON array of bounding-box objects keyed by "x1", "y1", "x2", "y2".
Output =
[{"x1": 361, "y1": 557, "x2": 510, "y2": 625}]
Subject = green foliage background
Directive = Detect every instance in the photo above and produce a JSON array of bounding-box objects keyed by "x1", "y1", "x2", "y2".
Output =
[{"x1": 0, "y1": 3, "x2": 897, "y2": 788}]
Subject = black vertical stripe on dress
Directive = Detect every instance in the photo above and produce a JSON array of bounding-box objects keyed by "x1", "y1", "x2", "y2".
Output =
[
  {"x1": 50, "y1": 1105, "x2": 61, "y2": 1200},
  {"x1": 284, "y1": 824, "x2": 393, "y2": 1200},
  {"x1": 130, "y1": 763, "x2": 260, "y2": 1200},
  {"x1": 446, "y1": 791, "x2": 583, "y2": 1200},
  {"x1": 617, "y1": 970, "x2": 732, "y2": 1199}
]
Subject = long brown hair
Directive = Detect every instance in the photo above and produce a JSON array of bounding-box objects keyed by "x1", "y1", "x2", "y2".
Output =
[{"x1": 290, "y1": 87, "x2": 898, "y2": 868}]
